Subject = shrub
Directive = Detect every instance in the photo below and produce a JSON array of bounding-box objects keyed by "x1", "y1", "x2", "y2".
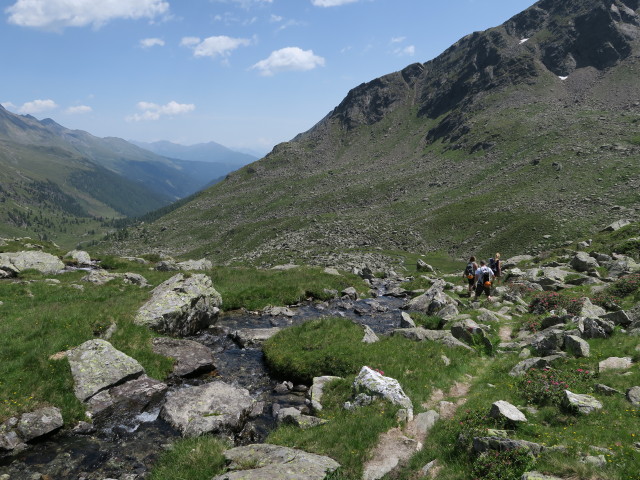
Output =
[
  {"x1": 606, "y1": 273, "x2": 640, "y2": 298},
  {"x1": 528, "y1": 291, "x2": 617, "y2": 315},
  {"x1": 518, "y1": 367, "x2": 596, "y2": 407},
  {"x1": 471, "y1": 448, "x2": 536, "y2": 480}
]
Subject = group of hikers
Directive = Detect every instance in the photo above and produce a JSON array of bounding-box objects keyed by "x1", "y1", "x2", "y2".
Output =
[{"x1": 462, "y1": 253, "x2": 502, "y2": 300}]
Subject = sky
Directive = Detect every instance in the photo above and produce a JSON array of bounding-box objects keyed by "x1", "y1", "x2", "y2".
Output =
[{"x1": 0, "y1": 0, "x2": 536, "y2": 157}]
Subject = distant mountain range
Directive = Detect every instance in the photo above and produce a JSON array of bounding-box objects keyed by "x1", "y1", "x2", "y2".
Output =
[
  {"x1": 0, "y1": 104, "x2": 254, "y2": 244},
  {"x1": 131, "y1": 140, "x2": 257, "y2": 166},
  {"x1": 106, "y1": 0, "x2": 640, "y2": 266}
]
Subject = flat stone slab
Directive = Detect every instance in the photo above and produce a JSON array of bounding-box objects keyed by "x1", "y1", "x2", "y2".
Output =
[
  {"x1": 489, "y1": 400, "x2": 527, "y2": 423},
  {"x1": 67, "y1": 339, "x2": 144, "y2": 402},
  {"x1": 231, "y1": 328, "x2": 282, "y2": 348},
  {"x1": 211, "y1": 444, "x2": 340, "y2": 480},
  {"x1": 151, "y1": 337, "x2": 215, "y2": 377},
  {"x1": 161, "y1": 381, "x2": 255, "y2": 437}
]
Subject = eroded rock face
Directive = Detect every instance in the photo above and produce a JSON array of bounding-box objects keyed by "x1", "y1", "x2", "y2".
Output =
[
  {"x1": 135, "y1": 273, "x2": 222, "y2": 336},
  {"x1": 67, "y1": 339, "x2": 145, "y2": 402},
  {"x1": 0, "y1": 251, "x2": 64, "y2": 276},
  {"x1": 161, "y1": 381, "x2": 255, "y2": 437},
  {"x1": 211, "y1": 444, "x2": 340, "y2": 480},
  {"x1": 151, "y1": 337, "x2": 215, "y2": 377}
]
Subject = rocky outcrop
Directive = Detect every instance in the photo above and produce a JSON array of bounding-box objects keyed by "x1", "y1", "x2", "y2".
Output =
[
  {"x1": 0, "y1": 251, "x2": 64, "y2": 277},
  {"x1": 211, "y1": 444, "x2": 340, "y2": 480},
  {"x1": 67, "y1": 339, "x2": 145, "y2": 402},
  {"x1": 1, "y1": 407, "x2": 63, "y2": 452},
  {"x1": 161, "y1": 381, "x2": 255, "y2": 437},
  {"x1": 151, "y1": 337, "x2": 215, "y2": 377},
  {"x1": 135, "y1": 273, "x2": 221, "y2": 336}
]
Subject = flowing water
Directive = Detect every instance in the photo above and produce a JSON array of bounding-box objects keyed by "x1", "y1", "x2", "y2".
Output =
[{"x1": 0, "y1": 278, "x2": 406, "y2": 479}]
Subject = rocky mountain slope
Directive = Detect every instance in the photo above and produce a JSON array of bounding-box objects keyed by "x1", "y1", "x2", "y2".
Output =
[{"x1": 105, "y1": 0, "x2": 640, "y2": 266}]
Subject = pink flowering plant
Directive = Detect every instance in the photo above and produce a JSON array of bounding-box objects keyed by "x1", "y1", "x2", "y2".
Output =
[
  {"x1": 606, "y1": 273, "x2": 640, "y2": 298},
  {"x1": 518, "y1": 366, "x2": 596, "y2": 407},
  {"x1": 528, "y1": 291, "x2": 616, "y2": 315}
]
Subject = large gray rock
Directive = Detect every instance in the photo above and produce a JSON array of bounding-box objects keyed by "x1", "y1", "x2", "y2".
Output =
[
  {"x1": 570, "y1": 252, "x2": 599, "y2": 272},
  {"x1": 564, "y1": 335, "x2": 590, "y2": 357},
  {"x1": 563, "y1": 390, "x2": 602, "y2": 414},
  {"x1": 473, "y1": 436, "x2": 544, "y2": 456},
  {"x1": 135, "y1": 273, "x2": 221, "y2": 336},
  {"x1": 404, "y1": 279, "x2": 455, "y2": 315},
  {"x1": 151, "y1": 337, "x2": 215, "y2": 377},
  {"x1": 161, "y1": 381, "x2": 255, "y2": 437},
  {"x1": 530, "y1": 329, "x2": 565, "y2": 356},
  {"x1": 310, "y1": 376, "x2": 342, "y2": 412},
  {"x1": 599, "y1": 310, "x2": 631, "y2": 327},
  {"x1": 353, "y1": 366, "x2": 413, "y2": 419},
  {"x1": 601, "y1": 219, "x2": 631, "y2": 232},
  {"x1": 400, "y1": 312, "x2": 416, "y2": 328},
  {"x1": 598, "y1": 356, "x2": 633, "y2": 372},
  {"x1": 578, "y1": 316, "x2": 614, "y2": 339},
  {"x1": 626, "y1": 386, "x2": 640, "y2": 405},
  {"x1": 361, "y1": 325, "x2": 380, "y2": 344},
  {"x1": 65, "y1": 250, "x2": 92, "y2": 265},
  {"x1": 16, "y1": 407, "x2": 63, "y2": 441},
  {"x1": 67, "y1": 339, "x2": 145, "y2": 402},
  {"x1": 176, "y1": 258, "x2": 213, "y2": 271},
  {"x1": 509, "y1": 355, "x2": 565, "y2": 377},
  {"x1": 489, "y1": 401, "x2": 527, "y2": 423},
  {"x1": 605, "y1": 255, "x2": 640, "y2": 278},
  {"x1": 579, "y1": 298, "x2": 607, "y2": 318},
  {"x1": 211, "y1": 444, "x2": 340, "y2": 480},
  {"x1": 0, "y1": 251, "x2": 64, "y2": 276}
]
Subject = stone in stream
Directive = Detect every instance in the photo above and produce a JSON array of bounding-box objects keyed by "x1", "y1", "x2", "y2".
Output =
[
  {"x1": 16, "y1": 407, "x2": 64, "y2": 442},
  {"x1": 211, "y1": 444, "x2": 340, "y2": 480},
  {"x1": 135, "y1": 273, "x2": 222, "y2": 336},
  {"x1": 161, "y1": 381, "x2": 255, "y2": 437},
  {"x1": 230, "y1": 328, "x2": 282, "y2": 348},
  {"x1": 67, "y1": 339, "x2": 145, "y2": 402},
  {"x1": 151, "y1": 337, "x2": 215, "y2": 377}
]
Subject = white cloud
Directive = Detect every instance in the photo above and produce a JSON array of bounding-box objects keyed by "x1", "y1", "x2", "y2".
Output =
[
  {"x1": 390, "y1": 36, "x2": 406, "y2": 44},
  {"x1": 66, "y1": 105, "x2": 93, "y2": 114},
  {"x1": 270, "y1": 14, "x2": 283, "y2": 22},
  {"x1": 252, "y1": 47, "x2": 325, "y2": 76},
  {"x1": 126, "y1": 101, "x2": 195, "y2": 122},
  {"x1": 140, "y1": 37, "x2": 165, "y2": 48},
  {"x1": 182, "y1": 35, "x2": 251, "y2": 59},
  {"x1": 394, "y1": 45, "x2": 415, "y2": 57},
  {"x1": 1, "y1": 102, "x2": 17, "y2": 110},
  {"x1": 212, "y1": 0, "x2": 272, "y2": 8},
  {"x1": 311, "y1": 0, "x2": 359, "y2": 6},
  {"x1": 16, "y1": 99, "x2": 58, "y2": 114},
  {"x1": 6, "y1": 0, "x2": 169, "y2": 30}
]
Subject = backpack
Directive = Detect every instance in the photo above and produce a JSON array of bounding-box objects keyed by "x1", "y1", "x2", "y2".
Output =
[
  {"x1": 464, "y1": 262, "x2": 475, "y2": 279},
  {"x1": 482, "y1": 268, "x2": 492, "y2": 286},
  {"x1": 488, "y1": 257, "x2": 496, "y2": 272}
]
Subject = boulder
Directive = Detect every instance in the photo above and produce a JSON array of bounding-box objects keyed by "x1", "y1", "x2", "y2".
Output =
[
  {"x1": 416, "y1": 259, "x2": 435, "y2": 273},
  {"x1": 489, "y1": 401, "x2": 527, "y2": 423},
  {"x1": 578, "y1": 298, "x2": 606, "y2": 318},
  {"x1": 605, "y1": 255, "x2": 640, "y2": 278},
  {"x1": 563, "y1": 390, "x2": 602, "y2": 414},
  {"x1": 277, "y1": 408, "x2": 327, "y2": 429},
  {"x1": 509, "y1": 355, "x2": 565, "y2": 377},
  {"x1": 135, "y1": 273, "x2": 221, "y2": 336},
  {"x1": 161, "y1": 381, "x2": 255, "y2": 437},
  {"x1": 392, "y1": 328, "x2": 474, "y2": 351},
  {"x1": 530, "y1": 330, "x2": 564, "y2": 356},
  {"x1": 400, "y1": 312, "x2": 416, "y2": 328},
  {"x1": 600, "y1": 310, "x2": 632, "y2": 327},
  {"x1": 67, "y1": 339, "x2": 145, "y2": 402},
  {"x1": 262, "y1": 305, "x2": 295, "y2": 317},
  {"x1": 361, "y1": 325, "x2": 380, "y2": 344},
  {"x1": 0, "y1": 251, "x2": 64, "y2": 276},
  {"x1": 601, "y1": 219, "x2": 631, "y2": 232},
  {"x1": 598, "y1": 356, "x2": 633, "y2": 372},
  {"x1": 65, "y1": 250, "x2": 92, "y2": 265},
  {"x1": 151, "y1": 337, "x2": 215, "y2": 377},
  {"x1": 578, "y1": 316, "x2": 614, "y2": 339},
  {"x1": 341, "y1": 287, "x2": 359, "y2": 300},
  {"x1": 405, "y1": 279, "x2": 455, "y2": 315},
  {"x1": 310, "y1": 376, "x2": 342, "y2": 412},
  {"x1": 626, "y1": 386, "x2": 640, "y2": 405},
  {"x1": 16, "y1": 407, "x2": 63, "y2": 442},
  {"x1": 231, "y1": 328, "x2": 282, "y2": 348},
  {"x1": 81, "y1": 270, "x2": 149, "y2": 287},
  {"x1": 353, "y1": 366, "x2": 413, "y2": 419},
  {"x1": 211, "y1": 444, "x2": 340, "y2": 480},
  {"x1": 563, "y1": 335, "x2": 590, "y2": 357},
  {"x1": 570, "y1": 252, "x2": 599, "y2": 272}
]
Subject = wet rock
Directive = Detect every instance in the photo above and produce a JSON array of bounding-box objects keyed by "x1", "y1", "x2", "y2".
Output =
[
  {"x1": 211, "y1": 444, "x2": 340, "y2": 480},
  {"x1": 161, "y1": 381, "x2": 255, "y2": 437},
  {"x1": 598, "y1": 356, "x2": 633, "y2": 372},
  {"x1": 400, "y1": 312, "x2": 416, "y2": 328},
  {"x1": 231, "y1": 328, "x2": 282, "y2": 348},
  {"x1": 16, "y1": 407, "x2": 64, "y2": 442},
  {"x1": 563, "y1": 390, "x2": 603, "y2": 414},
  {"x1": 262, "y1": 305, "x2": 295, "y2": 317},
  {"x1": 361, "y1": 324, "x2": 380, "y2": 344},
  {"x1": 151, "y1": 337, "x2": 215, "y2": 377},
  {"x1": 627, "y1": 386, "x2": 640, "y2": 405},
  {"x1": 489, "y1": 401, "x2": 527, "y2": 423},
  {"x1": 353, "y1": 366, "x2": 413, "y2": 419},
  {"x1": 310, "y1": 376, "x2": 342, "y2": 412},
  {"x1": 67, "y1": 339, "x2": 145, "y2": 402},
  {"x1": 135, "y1": 273, "x2": 221, "y2": 336},
  {"x1": 564, "y1": 335, "x2": 590, "y2": 357},
  {"x1": 362, "y1": 428, "x2": 420, "y2": 480},
  {"x1": 0, "y1": 251, "x2": 64, "y2": 277}
]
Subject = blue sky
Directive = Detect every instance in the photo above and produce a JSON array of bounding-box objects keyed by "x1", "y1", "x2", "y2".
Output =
[{"x1": 0, "y1": 0, "x2": 536, "y2": 156}]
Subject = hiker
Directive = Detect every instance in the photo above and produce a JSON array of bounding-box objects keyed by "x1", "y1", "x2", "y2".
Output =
[
  {"x1": 489, "y1": 253, "x2": 502, "y2": 285},
  {"x1": 474, "y1": 260, "x2": 494, "y2": 300},
  {"x1": 462, "y1": 256, "x2": 478, "y2": 296}
]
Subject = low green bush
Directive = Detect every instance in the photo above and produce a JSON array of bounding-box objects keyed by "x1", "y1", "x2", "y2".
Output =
[
  {"x1": 471, "y1": 449, "x2": 536, "y2": 480},
  {"x1": 517, "y1": 366, "x2": 595, "y2": 407},
  {"x1": 606, "y1": 273, "x2": 640, "y2": 298}
]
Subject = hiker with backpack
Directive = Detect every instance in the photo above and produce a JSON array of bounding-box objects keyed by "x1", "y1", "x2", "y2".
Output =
[
  {"x1": 462, "y1": 256, "x2": 478, "y2": 296},
  {"x1": 474, "y1": 260, "x2": 494, "y2": 300},
  {"x1": 489, "y1": 253, "x2": 502, "y2": 285}
]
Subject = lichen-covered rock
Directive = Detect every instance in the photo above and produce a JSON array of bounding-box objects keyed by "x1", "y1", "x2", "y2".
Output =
[
  {"x1": 151, "y1": 337, "x2": 215, "y2": 377},
  {"x1": 161, "y1": 381, "x2": 255, "y2": 437},
  {"x1": 67, "y1": 339, "x2": 145, "y2": 402},
  {"x1": 362, "y1": 324, "x2": 380, "y2": 344},
  {"x1": 353, "y1": 366, "x2": 413, "y2": 419},
  {"x1": 211, "y1": 444, "x2": 340, "y2": 480},
  {"x1": 176, "y1": 258, "x2": 213, "y2": 271},
  {"x1": 16, "y1": 407, "x2": 63, "y2": 442},
  {"x1": 564, "y1": 335, "x2": 590, "y2": 357},
  {"x1": 598, "y1": 356, "x2": 632, "y2": 372},
  {"x1": 563, "y1": 390, "x2": 603, "y2": 414},
  {"x1": 578, "y1": 298, "x2": 607, "y2": 318},
  {"x1": 65, "y1": 249, "x2": 92, "y2": 265},
  {"x1": 135, "y1": 273, "x2": 221, "y2": 336},
  {"x1": 489, "y1": 401, "x2": 527, "y2": 423},
  {"x1": 509, "y1": 355, "x2": 565, "y2": 377},
  {"x1": 405, "y1": 279, "x2": 456, "y2": 315},
  {"x1": 0, "y1": 251, "x2": 64, "y2": 276},
  {"x1": 570, "y1": 252, "x2": 599, "y2": 272}
]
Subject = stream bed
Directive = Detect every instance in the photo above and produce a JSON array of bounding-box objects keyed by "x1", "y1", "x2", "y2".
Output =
[{"x1": 0, "y1": 279, "x2": 406, "y2": 480}]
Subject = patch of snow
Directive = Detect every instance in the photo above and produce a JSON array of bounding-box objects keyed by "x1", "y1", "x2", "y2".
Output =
[
  {"x1": 559, "y1": 76, "x2": 568, "y2": 80},
  {"x1": 519, "y1": 38, "x2": 529, "y2": 44}
]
